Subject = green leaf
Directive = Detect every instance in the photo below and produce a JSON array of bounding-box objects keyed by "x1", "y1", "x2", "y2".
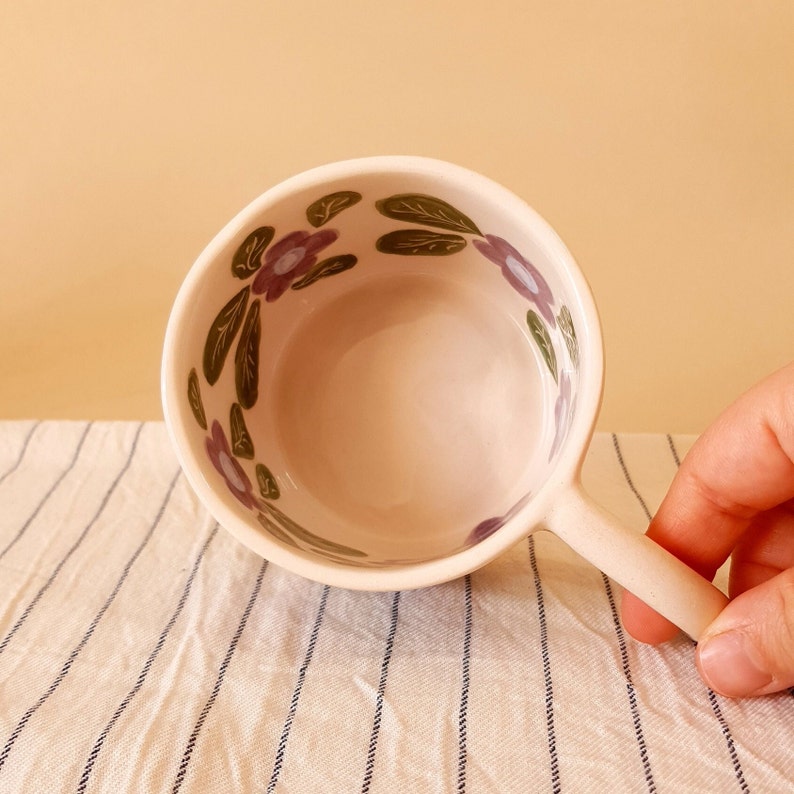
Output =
[
  {"x1": 261, "y1": 501, "x2": 367, "y2": 557},
  {"x1": 231, "y1": 226, "x2": 275, "y2": 279},
  {"x1": 376, "y1": 229, "x2": 467, "y2": 256},
  {"x1": 230, "y1": 403, "x2": 254, "y2": 459},
  {"x1": 291, "y1": 254, "x2": 358, "y2": 290},
  {"x1": 203, "y1": 286, "x2": 249, "y2": 385},
  {"x1": 376, "y1": 194, "x2": 482, "y2": 235},
  {"x1": 306, "y1": 191, "x2": 362, "y2": 227},
  {"x1": 557, "y1": 305, "x2": 579, "y2": 368},
  {"x1": 527, "y1": 310, "x2": 558, "y2": 383},
  {"x1": 187, "y1": 368, "x2": 207, "y2": 430},
  {"x1": 256, "y1": 463, "x2": 280, "y2": 500},
  {"x1": 257, "y1": 512, "x2": 299, "y2": 547},
  {"x1": 235, "y1": 299, "x2": 260, "y2": 409},
  {"x1": 303, "y1": 549, "x2": 375, "y2": 567}
]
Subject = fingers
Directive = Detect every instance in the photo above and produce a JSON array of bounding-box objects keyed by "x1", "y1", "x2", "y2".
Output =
[
  {"x1": 647, "y1": 364, "x2": 794, "y2": 576},
  {"x1": 622, "y1": 362, "x2": 794, "y2": 643},
  {"x1": 729, "y1": 502, "x2": 794, "y2": 596},
  {"x1": 621, "y1": 590, "x2": 679, "y2": 644},
  {"x1": 623, "y1": 501, "x2": 794, "y2": 644},
  {"x1": 696, "y1": 568, "x2": 794, "y2": 697}
]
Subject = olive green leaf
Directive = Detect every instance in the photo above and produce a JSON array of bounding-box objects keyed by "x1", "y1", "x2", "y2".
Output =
[
  {"x1": 557, "y1": 305, "x2": 579, "y2": 368},
  {"x1": 376, "y1": 229, "x2": 467, "y2": 256},
  {"x1": 235, "y1": 299, "x2": 260, "y2": 409},
  {"x1": 187, "y1": 368, "x2": 207, "y2": 430},
  {"x1": 230, "y1": 403, "x2": 254, "y2": 459},
  {"x1": 306, "y1": 191, "x2": 362, "y2": 227},
  {"x1": 203, "y1": 286, "x2": 249, "y2": 385},
  {"x1": 291, "y1": 254, "x2": 358, "y2": 290},
  {"x1": 376, "y1": 194, "x2": 482, "y2": 235},
  {"x1": 527, "y1": 310, "x2": 558, "y2": 383},
  {"x1": 261, "y1": 501, "x2": 368, "y2": 557},
  {"x1": 256, "y1": 463, "x2": 280, "y2": 500},
  {"x1": 231, "y1": 226, "x2": 275, "y2": 279},
  {"x1": 257, "y1": 512, "x2": 299, "y2": 548},
  {"x1": 305, "y1": 549, "x2": 375, "y2": 567}
]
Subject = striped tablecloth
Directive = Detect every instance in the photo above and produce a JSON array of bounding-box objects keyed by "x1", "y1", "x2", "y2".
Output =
[{"x1": 0, "y1": 421, "x2": 791, "y2": 793}]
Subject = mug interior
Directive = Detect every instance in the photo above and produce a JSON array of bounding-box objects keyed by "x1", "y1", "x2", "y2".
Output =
[{"x1": 163, "y1": 158, "x2": 598, "y2": 576}]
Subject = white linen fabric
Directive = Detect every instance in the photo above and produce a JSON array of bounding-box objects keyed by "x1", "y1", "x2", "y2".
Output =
[{"x1": 0, "y1": 422, "x2": 791, "y2": 793}]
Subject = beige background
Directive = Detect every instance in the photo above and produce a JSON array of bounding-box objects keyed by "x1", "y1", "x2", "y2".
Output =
[{"x1": 1, "y1": 1, "x2": 792, "y2": 432}]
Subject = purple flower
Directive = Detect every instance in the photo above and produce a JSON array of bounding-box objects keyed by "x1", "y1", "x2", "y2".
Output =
[
  {"x1": 252, "y1": 229, "x2": 338, "y2": 301},
  {"x1": 465, "y1": 492, "x2": 533, "y2": 547},
  {"x1": 473, "y1": 234, "x2": 556, "y2": 326},
  {"x1": 205, "y1": 420, "x2": 258, "y2": 510},
  {"x1": 468, "y1": 515, "x2": 506, "y2": 545},
  {"x1": 549, "y1": 370, "x2": 573, "y2": 461}
]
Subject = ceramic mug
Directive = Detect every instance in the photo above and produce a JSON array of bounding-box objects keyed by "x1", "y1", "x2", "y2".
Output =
[{"x1": 162, "y1": 156, "x2": 727, "y2": 639}]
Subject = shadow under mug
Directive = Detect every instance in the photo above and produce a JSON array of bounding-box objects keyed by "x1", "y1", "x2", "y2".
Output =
[{"x1": 162, "y1": 156, "x2": 727, "y2": 640}]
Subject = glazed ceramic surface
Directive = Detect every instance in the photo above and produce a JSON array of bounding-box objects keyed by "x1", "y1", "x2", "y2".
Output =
[{"x1": 163, "y1": 157, "x2": 726, "y2": 638}]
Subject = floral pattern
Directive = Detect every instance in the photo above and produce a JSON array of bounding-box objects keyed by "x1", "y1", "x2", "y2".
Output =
[
  {"x1": 205, "y1": 420, "x2": 259, "y2": 510},
  {"x1": 465, "y1": 492, "x2": 533, "y2": 547},
  {"x1": 188, "y1": 186, "x2": 584, "y2": 565},
  {"x1": 252, "y1": 229, "x2": 338, "y2": 302},
  {"x1": 204, "y1": 418, "x2": 368, "y2": 558},
  {"x1": 472, "y1": 234, "x2": 556, "y2": 327},
  {"x1": 549, "y1": 370, "x2": 573, "y2": 461}
]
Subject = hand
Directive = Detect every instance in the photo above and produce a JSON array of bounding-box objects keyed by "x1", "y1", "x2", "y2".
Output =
[{"x1": 621, "y1": 362, "x2": 794, "y2": 697}]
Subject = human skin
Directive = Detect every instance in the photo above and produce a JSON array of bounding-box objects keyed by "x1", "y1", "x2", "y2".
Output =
[{"x1": 621, "y1": 362, "x2": 794, "y2": 697}]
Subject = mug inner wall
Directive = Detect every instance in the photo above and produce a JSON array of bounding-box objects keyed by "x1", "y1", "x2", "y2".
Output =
[{"x1": 178, "y1": 168, "x2": 583, "y2": 567}]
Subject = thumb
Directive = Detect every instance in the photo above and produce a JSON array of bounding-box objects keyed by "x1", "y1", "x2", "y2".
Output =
[{"x1": 696, "y1": 568, "x2": 794, "y2": 697}]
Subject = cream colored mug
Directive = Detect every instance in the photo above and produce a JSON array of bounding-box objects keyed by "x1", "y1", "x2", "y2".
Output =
[{"x1": 162, "y1": 156, "x2": 727, "y2": 639}]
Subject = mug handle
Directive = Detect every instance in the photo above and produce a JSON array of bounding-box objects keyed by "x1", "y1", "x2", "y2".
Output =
[{"x1": 544, "y1": 485, "x2": 728, "y2": 641}]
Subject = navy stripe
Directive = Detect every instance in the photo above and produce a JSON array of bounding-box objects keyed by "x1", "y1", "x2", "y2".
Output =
[
  {"x1": 705, "y1": 689, "x2": 751, "y2": 793},
  {"x1": 267, "y1": 585, "x2": 331, "y2": 793},
  {"x1": 611, "y1": 433, "x2": 651, "y2": 521},
  {"x1": 601, "y1": 572, "x2": 657, "y2": 793},
  {"x1": 456, "y1": 575, "x2": 472, "y2": 794},
  {"x1": 609, "y1": 434, "x2": 657, "y2": 793},
  {"x1": 529, "y1": 536, "x2": 561, "y2": 793},
  {"x1": 0, "y1": 422, "x2": 92, "y2": 562},
  {"x1": 171, "y1": 558, "x2": 268, "y2": 794},
  {"x1": 77, "y1": 522, "x2": 220, "y2": 792},
  {"x1": 666, "y1": 435, "x2": 749, "y2": 792},
  {"x1": 0, "y1": 468, "x2": 181, "y2": 773},
  {"x1": 0, "y1": 423, "x2": 145, "y2": 658},
  {"x1": 361, "y1": 591, "x2": 401, "y2": 794},
  {"x1": 0, "y1": 421, "x2": 40, "y2": 488},
  {"x1": 665, "y1": 433, "x2": 681, "y2": 468}
]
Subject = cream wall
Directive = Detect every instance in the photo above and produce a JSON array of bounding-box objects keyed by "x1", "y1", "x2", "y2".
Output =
[{"x1": 2, "y1": 1, "x2": 792, "y2": 432}]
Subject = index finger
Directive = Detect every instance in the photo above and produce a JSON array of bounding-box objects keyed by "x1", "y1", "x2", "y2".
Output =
[{"x1": 622, "y1": 362, "x2": 794, "y2": 643}]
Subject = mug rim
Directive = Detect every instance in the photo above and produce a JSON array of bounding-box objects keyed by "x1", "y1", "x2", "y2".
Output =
[{"x1": 161, "y1": 155, "x2": 605, "y2": 590}]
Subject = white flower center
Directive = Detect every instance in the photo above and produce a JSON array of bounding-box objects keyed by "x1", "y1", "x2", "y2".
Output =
[
  {"x1": 273, "y1": 247, "x2": 306, "y2": 275},
  {"x1": 219, "y1": 452, "x2": 245, "y2": 491},
  {"x1": 505, "y1": 254, "x2": 539, "y2": 294}
]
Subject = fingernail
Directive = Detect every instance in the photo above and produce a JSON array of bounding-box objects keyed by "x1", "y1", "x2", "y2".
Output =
[{"x1": 697, "y1": 632, "x2": 773, "y2": 697}]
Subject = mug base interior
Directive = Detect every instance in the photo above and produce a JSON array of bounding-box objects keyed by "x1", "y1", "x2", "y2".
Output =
[{"x1": 268, "y1": 269, "x2": 552, "y2": 563}]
